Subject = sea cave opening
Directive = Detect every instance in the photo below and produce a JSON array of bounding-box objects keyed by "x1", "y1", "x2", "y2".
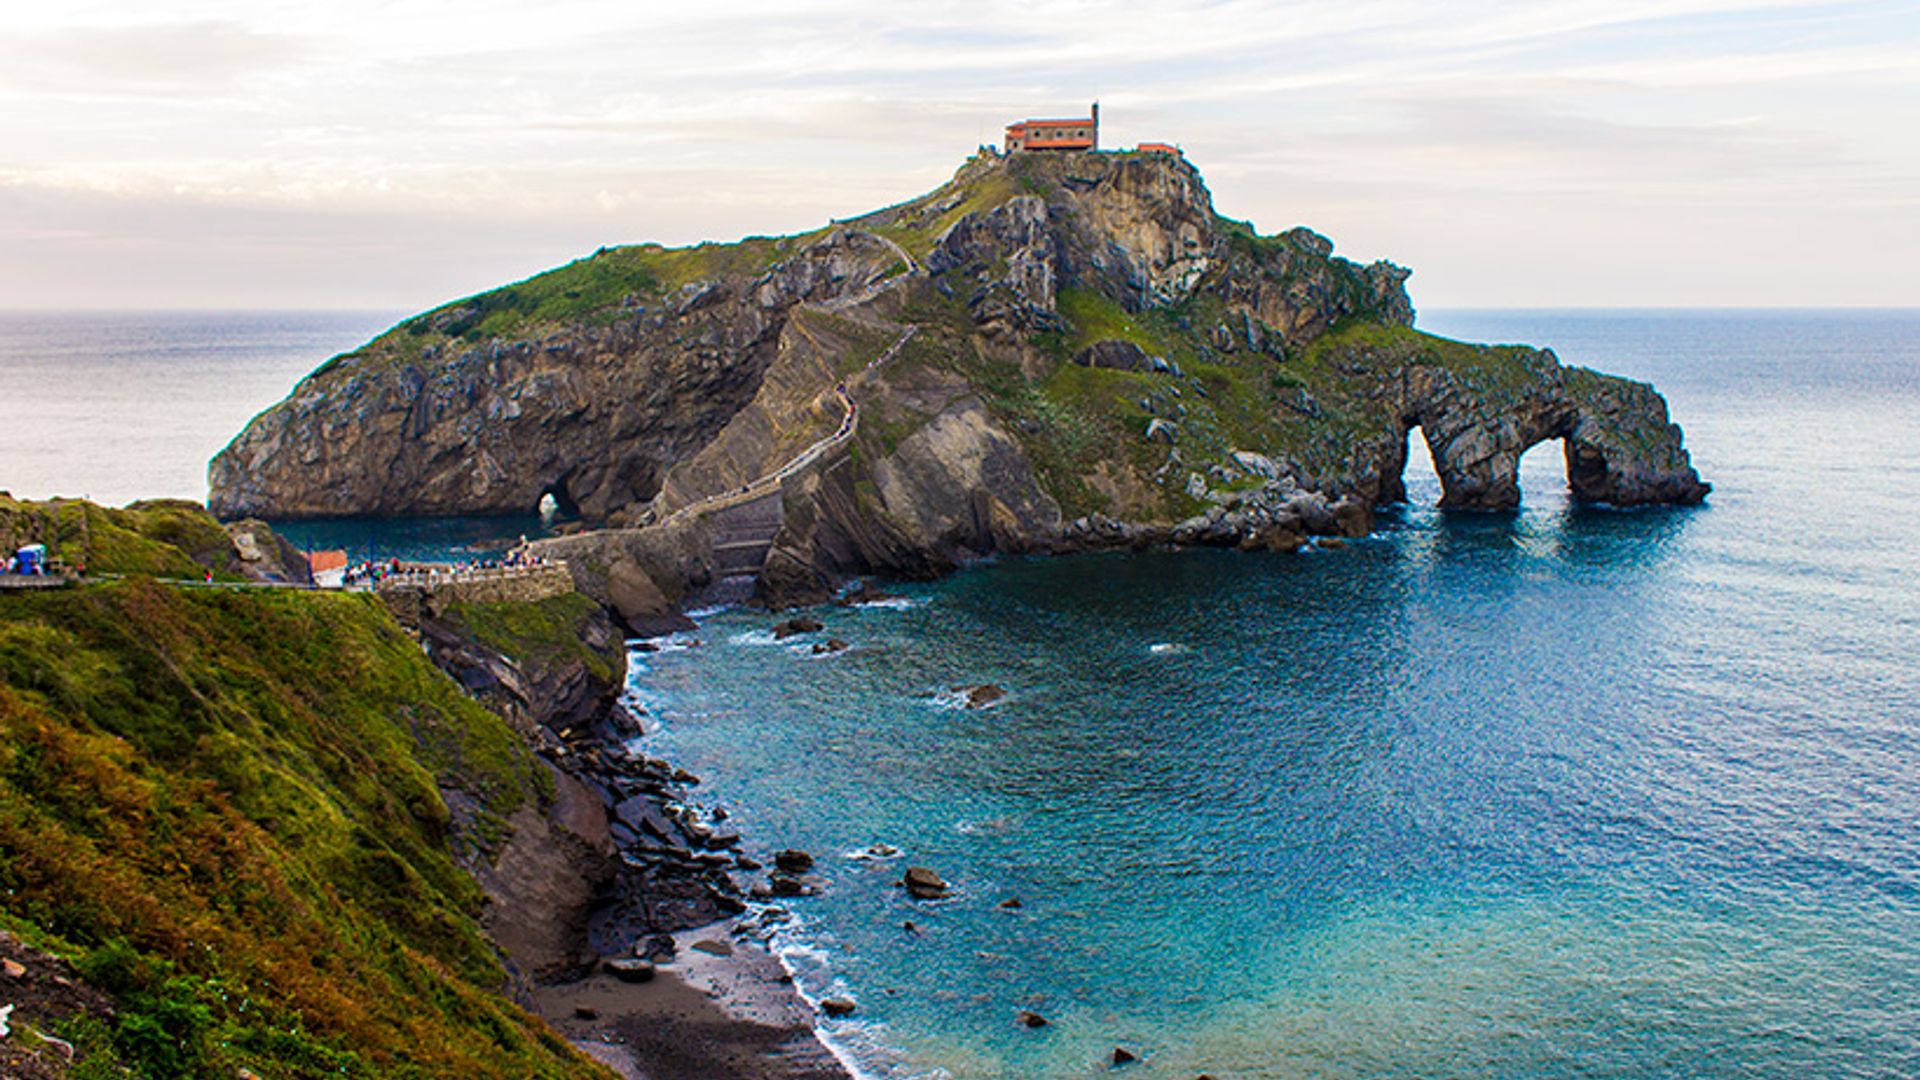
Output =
[
  {"x1": 537, "y1": 483, "x2": 581, "y2": 523},
  {"x1": 1400, "y1": 424, "x2": 1445, "y2": 506},
  {"x1": 1396, "y1": 424, "x2": 1576, "y2": 510},
  {"x1": 1516, "y1": 438, "x2": 1575, "y2": 512}
]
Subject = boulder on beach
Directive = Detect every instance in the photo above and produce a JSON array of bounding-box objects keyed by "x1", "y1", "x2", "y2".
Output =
[
  {"x1": 903, "y1": 866, "x2": 951, "y2": 899},
  {"x1": 603, "y1": 957, "x2": 656, "y2": 983}
]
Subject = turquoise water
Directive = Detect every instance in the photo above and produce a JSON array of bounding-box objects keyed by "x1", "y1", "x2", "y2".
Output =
[
  {"x1": 632, "y1": 311, "x2": 1920, "y2": 1078},
  {"x1": 7, "y1": 307, "x2": 1918, "y2": 1075}
]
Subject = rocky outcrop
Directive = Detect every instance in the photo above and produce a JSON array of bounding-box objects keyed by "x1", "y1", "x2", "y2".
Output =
[
  {"x1": 210, "y1": 230, "x2": 905, "y2": 523},
  {"x1": 926, "y1": 195, "x2": 1063, "y2": 334},
  {"x1": 1073, "y1": 339, "x2": 1151, "y2": 371},
  {"x1": 214, "y1": 148, "x2": 1706, "y2": 612},
  {"x1": 223, "y1": 518, "x2": 313, "y2": 583},
  {"x1": 410, "y1": 588, "x2": 760, "y2": 988}
]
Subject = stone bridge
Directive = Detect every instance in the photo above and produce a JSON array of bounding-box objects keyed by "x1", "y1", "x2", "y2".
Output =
[
  {"x1": 705, "y1": 491, "x2": 785, "y2": 578},
  {"x1": 376, "y1": 562, "x2": 576, "y2": 626}
]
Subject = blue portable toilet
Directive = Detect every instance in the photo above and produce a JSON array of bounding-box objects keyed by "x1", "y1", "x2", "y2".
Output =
[{"x1": 15, "y1": 544, "x2": 47, "y2": 575}]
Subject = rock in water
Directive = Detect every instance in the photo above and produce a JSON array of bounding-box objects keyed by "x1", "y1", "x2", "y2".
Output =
[
  {"x1": 820, "y1": 998, "x2": 858, "y2": 1017},
  {"x1": 773, "y1": 616, "x2": 825, "y2": 639},
  {"x1": 903, "y1": 866, "x2": 951, "y2": 899},
  {"x1": 1112, "y1": 1046, "x2": 1138, "y2": 1065},
  {"x1": 774, "y1": 849, "x2": 815, "y2": 873},
  {"x1": 1017, "y1": 1009, "x2": 1049, "y2": 1028},
  {"x1": 954, "y1": 683, "x2": 1006, "y2": 709}
]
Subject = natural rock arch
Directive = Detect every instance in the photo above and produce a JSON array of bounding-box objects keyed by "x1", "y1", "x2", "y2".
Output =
[{"x1": 1370, "y1": 356, "x2": 1708, "y2": 511}]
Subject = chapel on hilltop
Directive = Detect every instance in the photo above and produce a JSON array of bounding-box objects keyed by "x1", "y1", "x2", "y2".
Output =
[
  {"x1": 1002, "y1": 104, "x2": 1181, "y2": 158},
  {"x1": 1004, "y1": 104, "x2": 1099, "y2": 152}
]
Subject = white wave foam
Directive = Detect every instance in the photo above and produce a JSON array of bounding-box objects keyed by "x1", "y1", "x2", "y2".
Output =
[
  {"x1": 632, "y1": 631, "x2": 701, "y2": 654},
  {"x1": 728, "y1": 629, "x2": 781, "y2": 646},
  {"x1": 1148, "y1": 641, "x2": 1189, "y2": 655},
  {"x1": 923, "y1": 688, "x2": 971, "y2": 711},
  {"x1": 853, "y1": 597, "x2": 921, "y2": 611},
  {"x1": 770, "y1": 934, "x2": 922, "y2": 1080}
]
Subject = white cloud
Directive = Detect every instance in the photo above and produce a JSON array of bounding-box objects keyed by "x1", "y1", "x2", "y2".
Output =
[{"x1": 0, "y1": 0, "x2": 1914, "y2": 307}]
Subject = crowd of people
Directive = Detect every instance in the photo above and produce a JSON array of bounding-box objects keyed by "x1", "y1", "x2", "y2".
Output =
[{"x1": 341, "y1": 544, "x2": 551, "y2": 589}]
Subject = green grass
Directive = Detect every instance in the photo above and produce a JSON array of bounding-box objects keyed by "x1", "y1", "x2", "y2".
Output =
[
  {"x1": 0, "y1": 496, "x2": 249, "y2": 580},
  {"x1": 438, "y1": 592, "x2": 618, "y2": 687},
  {"x1": 865, "y1": 165, "x2": 1027, "y2": 261},
  {"x1": 321, "y1": 230, "x2": 834, "y2": 370},
  {"x1": 0, "y1": 579, "x2": 603, "y2": 1078}
]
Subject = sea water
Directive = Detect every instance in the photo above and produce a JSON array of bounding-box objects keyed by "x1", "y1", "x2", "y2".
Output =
[
  {"x1": 6, "y1": 308, "x2": 1918, "y2": 1076},
  {"x1": 0, "y1": 310, "x2": 397, "y2": 506},
  {"x1": 0, "y1": 310, "x2": 549, "y2": 560},
  {"x1": 629, "y1": 311, "x2": 1920, "y2": 1078}
]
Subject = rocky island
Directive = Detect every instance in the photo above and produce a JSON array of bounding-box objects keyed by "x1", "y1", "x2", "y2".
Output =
[
  {"x1": 211, "y1": 148, "x2": 1706, "y2": 626},
  {"x1": 0, "y1": 148, "x2": 1714, "y2": 1080}
]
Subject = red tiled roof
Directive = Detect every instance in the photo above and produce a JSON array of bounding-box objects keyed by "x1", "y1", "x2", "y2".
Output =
[{"x1": 309, "y1": 550, "x2": 348, "y2": 573}]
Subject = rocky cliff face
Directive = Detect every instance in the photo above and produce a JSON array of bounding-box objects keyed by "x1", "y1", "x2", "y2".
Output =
[
  {"x1": 213, "y1": 148, "x2": 1706, "y2": 611},
  {"x1": 210, "y1": 231, "x2": 905, "y2": 523}
]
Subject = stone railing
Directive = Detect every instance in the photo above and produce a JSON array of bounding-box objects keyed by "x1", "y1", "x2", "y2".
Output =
[{"x1": 374, "y1": 562, "x2": 575, "y2": 618}]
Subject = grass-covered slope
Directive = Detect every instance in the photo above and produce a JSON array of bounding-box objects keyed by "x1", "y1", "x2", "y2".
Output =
[
  {"x1": 321, "y1": 233, "x2": 824, "y2": 373},
  {"x1": 0, "y1": 578, "x2": 606, "y2": 1078},
  {"x1": 0, "y1": 496, "x2": 250, "y2": 580}
]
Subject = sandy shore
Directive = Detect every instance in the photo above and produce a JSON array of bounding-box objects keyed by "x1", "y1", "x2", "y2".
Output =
[{"x1": 534, "y1": 926, "x2": 851, "y2": 1080}]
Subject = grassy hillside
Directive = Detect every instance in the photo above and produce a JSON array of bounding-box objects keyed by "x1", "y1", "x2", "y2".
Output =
[
  {"x1": 0, "y1": 578, "x2": 606, "y2": 1078},
  {"x1": 0, "y1": 497, "x2": 249, "y2": 580}
]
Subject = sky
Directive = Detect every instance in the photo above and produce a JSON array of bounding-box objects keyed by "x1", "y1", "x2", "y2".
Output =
[{"x1": 1, "y1": 0, "x2": 1915, "y2": 311}]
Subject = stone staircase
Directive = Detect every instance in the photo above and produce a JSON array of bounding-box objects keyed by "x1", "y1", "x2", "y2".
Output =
[{"x1": 705, "y1": 491, "x2": 785, "y2": 577}]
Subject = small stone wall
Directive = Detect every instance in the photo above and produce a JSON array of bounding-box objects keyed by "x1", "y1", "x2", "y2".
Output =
[{"x1": 378, "y1": 563, "x2": 576, "y2": 627}]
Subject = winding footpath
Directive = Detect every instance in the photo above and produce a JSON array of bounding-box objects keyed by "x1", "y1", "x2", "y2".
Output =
[{"x1": 660, "y1": 321, "x2": 918, "y2": 525}]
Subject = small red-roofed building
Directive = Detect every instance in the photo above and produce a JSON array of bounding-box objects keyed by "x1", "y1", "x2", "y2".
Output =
[
  {"x1": 1135, "y1": 142, "x2": 1180, "y2": 156},
  {"x1": 1005, "y1": 103, "x2": 1099, "y2": 153},
  {"x1": 309, "y1": 549, "x2": 348, "y2": 589}
]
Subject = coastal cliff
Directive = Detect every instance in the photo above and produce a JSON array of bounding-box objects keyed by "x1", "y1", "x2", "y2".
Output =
[
  {"x1": 211, "y1": 150, "x2": 1706, "y2": 612},
  {"x1": 0, "y1": 500, "x2": 845, "y2": 1078}
]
